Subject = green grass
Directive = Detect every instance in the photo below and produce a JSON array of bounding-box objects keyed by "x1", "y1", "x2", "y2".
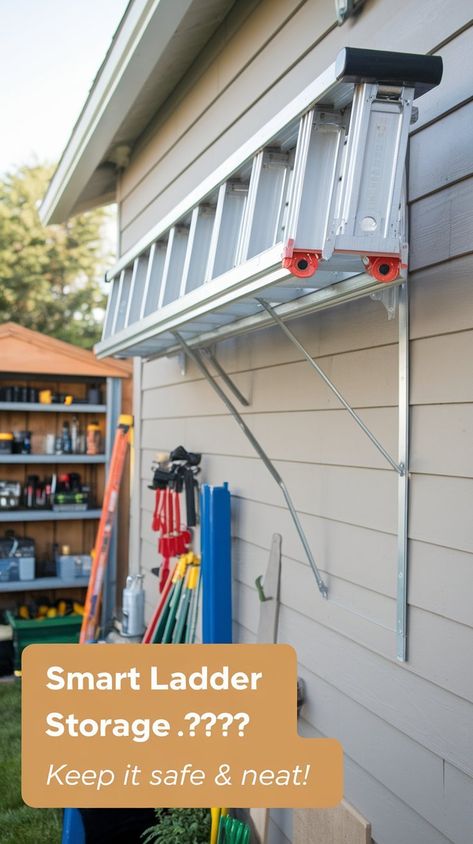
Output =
[{"x1": 0, "y1": 681, "x2": 62, "y2": 844}]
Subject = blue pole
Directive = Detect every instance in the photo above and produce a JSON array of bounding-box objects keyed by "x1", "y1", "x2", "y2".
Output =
[
  {"x1": 62, "y1": 809, "x2": 85, "y2": 844},
  {"x1": 201, "y1": 482, "x2": 232, "y2": 644}
]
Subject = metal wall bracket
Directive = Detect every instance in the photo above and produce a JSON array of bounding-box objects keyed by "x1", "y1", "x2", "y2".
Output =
[
  {"x1": 173, "y1": 331, "x2": 329, "y2": 598},
  {"x1": 396, "y1": 282, "x2": 410, "y2": 661},
  {"x1": 257, "y1": 298, "x2": 404, "y2": 476},
  {"x1": 257, "y1": 291, "x2": 410, "y2": 661},
  {"x1": 371, "y1": 285, "x2": 399, "y2": 320},
  {"x1": 335, "y1": 0, "x2": 366, "y2": 25}
]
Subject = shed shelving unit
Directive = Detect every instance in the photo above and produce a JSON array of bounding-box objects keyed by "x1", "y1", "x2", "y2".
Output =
[{"x1": 0, "y1": 323, "x2": 130, "y2": 627}]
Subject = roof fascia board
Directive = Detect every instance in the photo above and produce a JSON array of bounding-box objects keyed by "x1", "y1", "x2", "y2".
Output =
[{"x1": 40, "y1": 0, "x2": 195, "y2": 225}]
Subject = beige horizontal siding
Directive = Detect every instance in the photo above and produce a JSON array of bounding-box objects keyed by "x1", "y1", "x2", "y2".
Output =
[
  {"x1": 298, "y1": 669, "x2": 473, "y2": 844},
  {"x1": 282, "y1": 607, "x2": 473, "y2": 778},
  {"x1": 409, "y1": 100, "x2": 473, "y2": 201},
  {"x1": 125, "y1": 4, "x2": 473, "y2": 842},
  {"x1": 299, "y1": 719, "x2": 456, "y2": 844},
  {"x1": 411, "y1": 22, "x2": 473, "y2": 131},
  {"x1": 410, "y1": 177, "x2": 473, "y2": 271}
]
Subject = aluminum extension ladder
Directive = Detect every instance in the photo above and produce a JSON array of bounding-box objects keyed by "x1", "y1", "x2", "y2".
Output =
[{"x1": 97, "y1": 48, "x2": 442, "y2": 360}]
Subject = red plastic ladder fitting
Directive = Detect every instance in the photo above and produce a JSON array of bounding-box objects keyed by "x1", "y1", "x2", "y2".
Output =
[
  {"x1": 363, "y1": 255, "x2": 401, "y2": 283},
  {"x1": 282, "y1": 240, "x2": 321, "y2": 278}
]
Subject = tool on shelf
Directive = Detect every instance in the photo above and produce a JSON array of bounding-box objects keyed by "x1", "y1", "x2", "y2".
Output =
[{"x1": 80, "y1": 414, "x2": 133, "y2": 644}]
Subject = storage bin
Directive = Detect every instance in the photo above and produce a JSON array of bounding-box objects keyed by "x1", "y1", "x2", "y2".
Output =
[
  {"x1": 0, "y1": 535, "x2": 35, "y2": 581},
  {"x1": 0, "y1": 433, "x2": 13, "y2": 454},
  {"x1": 56, "y1": 554, "x2": 92, "y2": 580},
  {"x1": 6, "y1": 611, "x2": 82, "y2": 669}
]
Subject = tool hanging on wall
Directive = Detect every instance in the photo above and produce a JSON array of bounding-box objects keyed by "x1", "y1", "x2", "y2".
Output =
[
  {"x1": 149, "y1": 446, "x2": 201, "y2": 590},
  {"x1": 80, "y1": 415, "x2": 133, "y2": 644}
]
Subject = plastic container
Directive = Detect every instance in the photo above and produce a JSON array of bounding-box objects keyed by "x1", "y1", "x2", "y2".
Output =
[
  {"x1": 6, "y1": 611, "x2": 82, "y2": 669},
  {"x1": 86, "y1": 422, "x2": 101, "y2": 455},
  {"x1": 0, "y1": 433, "x2": 13, "y2": 454},
  {"x1": 56, "y1": 554, "x2": 92, "y2": 579},
  {"x1": 0, "y1": 534, "x2": 35, "y2": 581},
  {"x1": 122, "y1": 574, "x2": 145, "y2": 637}
]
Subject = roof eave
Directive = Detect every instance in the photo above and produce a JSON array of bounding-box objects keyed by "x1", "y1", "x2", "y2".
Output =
[{"x1": 40, "y1": 0, "x2": 197, "y2": 225}]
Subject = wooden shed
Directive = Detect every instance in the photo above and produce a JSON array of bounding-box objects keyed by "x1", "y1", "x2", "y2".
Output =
[{"x1": 0, "y1": 322, "x2": 131, "y2": 621}]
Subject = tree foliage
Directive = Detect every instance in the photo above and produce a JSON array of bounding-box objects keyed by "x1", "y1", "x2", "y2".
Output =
[{"x1": 0, "y1": 163, "x2": 112, "y2": 348}]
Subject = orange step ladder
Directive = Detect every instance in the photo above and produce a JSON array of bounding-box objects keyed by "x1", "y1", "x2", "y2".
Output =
[{"x1": 80, "y1": 414, "x2": 133, "y2": 644}]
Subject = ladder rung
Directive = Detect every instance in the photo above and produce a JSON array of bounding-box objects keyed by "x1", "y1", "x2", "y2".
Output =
[
  {"x1": 161, "y1": 225, "x2": 191, "y2": 307},
  {"x1": 143, "y1": 239, "x2": 168, "y2": 316}
]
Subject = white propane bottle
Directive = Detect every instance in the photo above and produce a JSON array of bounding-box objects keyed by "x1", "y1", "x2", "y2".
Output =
[{"x1": 122, "y1": 574, "x2": 145, "y2": 637}]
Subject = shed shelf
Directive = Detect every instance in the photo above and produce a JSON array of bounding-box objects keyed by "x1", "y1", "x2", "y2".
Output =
[
  {"x1": 0, "y1": 402, "x2": 106, "y2": 413},
  {"x1": 0, "y1": 509, "x2": 102, "y2": 523},
  {"x1": 0, "y1": 576, "x2": 90, "y2": 592},
  {"x1": 0, "y1": 455, "x2": 106, "y2": 464}
]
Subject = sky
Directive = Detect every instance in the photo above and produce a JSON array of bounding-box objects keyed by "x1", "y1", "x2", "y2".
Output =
[{"x1": 0, "y1": 0, "x2": 129, "y2": 176}]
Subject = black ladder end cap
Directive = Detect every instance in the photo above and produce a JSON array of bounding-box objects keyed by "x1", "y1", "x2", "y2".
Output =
[{"x1": 335, "y1": 47, "x2": 443, "y2": 98}]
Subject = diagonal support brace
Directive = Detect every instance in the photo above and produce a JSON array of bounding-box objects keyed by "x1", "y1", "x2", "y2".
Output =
[
  {"x1": 257, "y1": 298, "x2": 404, "y2": 476},
  {"x1": 173, "y1": 331, "x2": 329, "y2": 598},
  {"x1": 201, "y1": 347, "x2": 250, "y2": 406}
]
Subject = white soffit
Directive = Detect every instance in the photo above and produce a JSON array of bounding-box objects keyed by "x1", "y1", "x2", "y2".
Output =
[{"x1": 40, "y1": 0, "x2": 236, "y2": 224}]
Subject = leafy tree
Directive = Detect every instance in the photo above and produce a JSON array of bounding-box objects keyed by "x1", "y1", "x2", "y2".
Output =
[{"x1": 0, "y1": 163, "x2": 112, "y2": 348}]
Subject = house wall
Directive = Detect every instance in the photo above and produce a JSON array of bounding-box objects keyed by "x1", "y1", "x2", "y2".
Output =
[{"x1": 120, "y1": 2, "x2": 473, "y2": 842}]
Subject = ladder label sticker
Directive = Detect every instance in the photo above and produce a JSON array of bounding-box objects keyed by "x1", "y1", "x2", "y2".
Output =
[{"x1": 22, "y1": 644, "x2": 343, "y2": 808}]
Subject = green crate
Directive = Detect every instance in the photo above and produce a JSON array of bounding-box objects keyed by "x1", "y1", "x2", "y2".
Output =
[{"x1": 6, "y1": 611, "x2": 82, "y2": 669}]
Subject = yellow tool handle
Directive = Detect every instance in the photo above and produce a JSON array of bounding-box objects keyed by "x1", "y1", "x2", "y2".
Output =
[
  {"x1": 210, "y1": 808, "x2": 228, "y2": 844},
  {"x1": 210, "y1": 807, "x2": 220, "y2": 844}
]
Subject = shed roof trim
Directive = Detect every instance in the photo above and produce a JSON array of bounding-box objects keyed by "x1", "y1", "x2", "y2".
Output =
[
  {"x1": 40, "y1": 0, "x2": 236, "y2": 225},
  {"x1": 0, "y1": 322, "x2": 131, "y2": 377}
]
